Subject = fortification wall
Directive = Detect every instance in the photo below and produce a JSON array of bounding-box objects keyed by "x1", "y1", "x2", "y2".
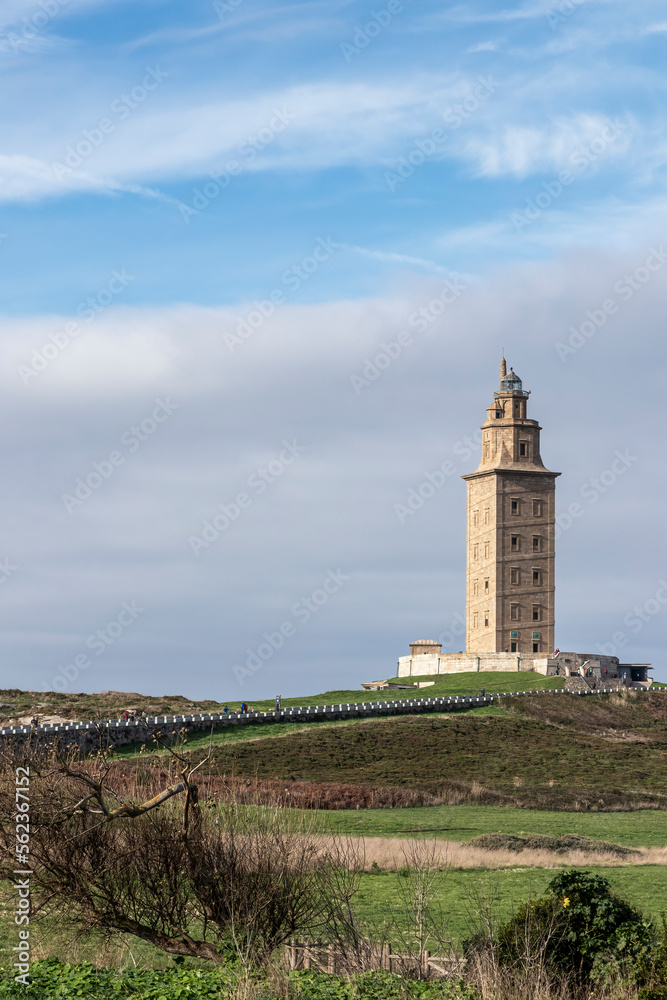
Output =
[{"x1": 397, "y1": 652, "x2": 553, "y2": 677}]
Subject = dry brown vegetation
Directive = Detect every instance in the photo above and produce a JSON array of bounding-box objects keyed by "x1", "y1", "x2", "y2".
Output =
[
  {"x1": 71, "y1": 764, "x2": 651, "y2": 814},
  {"x1": 355, "y1": 835, "x2": 667, "y2": 871},
  {"x1": 55, "y1": 763, "x2": 446, "y2": 809}
]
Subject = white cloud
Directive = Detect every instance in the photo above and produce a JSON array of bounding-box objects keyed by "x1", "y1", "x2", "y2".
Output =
[
  {"x1": 0, "y1": 0, "x2": 125, "y2": 40},
  {"x1": 438, "y1": 1, "x2": 565, "y2": 24},
  {"x1": 467, "y1": 40, "x2": 500, "y2": 52},
  {"x1": 88, "y1": 78, "x2": 463, "y2": 178},
  {"x1": 0, "y1": 152, "x2": 187, "y2": 206},
  {"x1": 0, "y1": 153, "x2": 116, "y2": 200},
  {"x1": 0, "y1": 76, "x2": 465, "y2": 199},
  {"x1": 461, "y1": 113, "x2": 633, "y2": 178},
  {"x1": 337, "y1": 243, "x2": 473, "y2": 279},
  {"x1": 435, "y1": 193, "x2": 667, "y2": 261},
  {"x1": 0, "y1": 59, "x2": 651, "y2": 201}
]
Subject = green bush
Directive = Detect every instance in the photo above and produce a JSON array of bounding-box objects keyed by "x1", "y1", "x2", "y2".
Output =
[
  {"x1": 288, "y1": 970, "x2": 476, "y2": 999},
  {"x1": 489, "y1": 870, "x2": 656, "y2": 984},
  {"x1": 0, "y1": 958, "x2": 235, "y2": 998},
  {"x1": 638, "y1": 915, "x2": 667, "y2": 1000}
]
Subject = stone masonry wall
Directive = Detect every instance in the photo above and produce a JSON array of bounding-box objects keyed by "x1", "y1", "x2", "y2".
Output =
[{"x1": 397, "y1": 652, "x2": 553, "y2": 677}]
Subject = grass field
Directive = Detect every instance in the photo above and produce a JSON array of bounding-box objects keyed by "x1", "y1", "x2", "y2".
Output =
[
  {"x1": 319, "y1": 803, "x2": 667, "y2": 847},
  {"x1": 353, "y1": 864, "x2": 667, "y2": 950},
  {"x1": 3, "y1": 864, "x2": 666, "y2": 969}
]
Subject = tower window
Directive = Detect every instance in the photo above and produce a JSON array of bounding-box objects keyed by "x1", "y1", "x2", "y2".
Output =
[
  {"x1": 532, "y1": 631, "x2": 541, "y2": 639},
  {"x1": 532, "y1": 500, "x2": 542, "y2": 517},
  {"x1": 532, "y1": 605, "x2": 540, "y2": 621},
  {"x1": 510, "y1": 641, "x2": 517, "y2": 652},
  {"x1": 532, "y1": 536, "x2": 540, "y2": 551},
  {"x1": 519, "y1": 442, "x2": 527, "y2": 457},
  {"x1": 514, "y1": 403, "x2": 520, "y2": 417},
  {"x1": 510, "y1": 604, "x2": 520, "y2": 621},
  {"x1": 473, "y1": 613, "x2": 478, "y2": 628},
  {"x1": 473, "y1": 544, "x2": 478, "y2": 559},
  {"x1": 511, "y1": 498, "x2": 519, "y2": 515},
  {"x1": 511, "y1": 567, "x2": 520, "y2": 585},
  {"x1": 484, "y1": 508, "x2": 490, "y2": 525},
  {"x1": 484, "y1": 614, "x2": 489, "y2": 627},
  {"x1": 532, "y1": 643, "x2": 539, "y2": 653},
  {"x1": 473, "y1": 510, "x2": 479, "y2": 526},
  {"x1": 484, "y1": 542, "x2": 489, "y2": 558},
  {"x1": 495, "y1": 409, "x2": 501, "y2": 418},
  {"x1": 510, "y1": 630, "x2": 519, "y2": 638},
  {"x1": 473, "y1": 580, "x2": 478, "y2": 596},
  {"x1": 532, "y1": 569, "x2": 541, "y2": 586},
  {"x1": 511, "y1": 535, "x2": 519, "y2": 551},
  {"x1": 484, "y1": 579, "x2": 489, "y2": 593}
]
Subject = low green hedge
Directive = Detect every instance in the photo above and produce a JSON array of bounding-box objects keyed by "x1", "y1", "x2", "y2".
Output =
[{"x1": 0, "y1": 960, "x2": 475, "y2": 1000}]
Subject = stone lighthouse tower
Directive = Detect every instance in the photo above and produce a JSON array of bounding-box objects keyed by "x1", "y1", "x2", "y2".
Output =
[{"x1": 462, "y1": 359, "x2": 560, "y2": 655}]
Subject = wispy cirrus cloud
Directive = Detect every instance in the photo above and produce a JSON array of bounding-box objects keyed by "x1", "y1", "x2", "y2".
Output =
[
  {"x1": 0, "y1": 153, "x2": 113, "y2": 201},
  {"x1": 0, "y1": 153, "x2": 182, "y2": 207},
  {"x1": 460, "y1": 113, "x2": 633, "y2": 178},
  {"x1": 435, "y1": 1, "x2": 568, "y2": 25},
  {"x1": 0, "y1": 71, "x2": 639, "y2": 203},
  {"x1": 435, "y1": 193, "x2": 667, "y2": 261},
  {"x1": 0, "y1": 0, "x2": 128, "y2": 45}
]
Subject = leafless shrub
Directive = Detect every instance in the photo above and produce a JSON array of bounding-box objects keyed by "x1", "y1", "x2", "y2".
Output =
[
  {"x1": 0, "y1": 743, "x2": 364, "y2": 969},
  {"x1": 388, "y1": 839, "x2": 456, "y2": 978},
  {"x1": 462, "y1": 883, "x2": 572, "y2": 1000}
]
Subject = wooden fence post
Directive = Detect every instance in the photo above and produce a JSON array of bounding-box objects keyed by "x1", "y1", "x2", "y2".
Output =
[
  {"x1": 381, "y1": 943, "x2": 391, "y2": 970},
  {"x1": 328, "y1": 943, "x2": 335, "y2": 974}
]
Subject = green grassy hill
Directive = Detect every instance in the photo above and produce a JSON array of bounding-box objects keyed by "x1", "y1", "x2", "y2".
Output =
[
  {"x1": 382, "y1": 670, "x2": 565, "y2": 695},
  {"x1": 196, "y1": 689, "x2": 667, "y2": 811},
  {"x1": 5, "y1": 676, "x2": 666, "y2": 812},
  {"x1": 0, "y1": 670, "x2": 562, "y2": 724}
]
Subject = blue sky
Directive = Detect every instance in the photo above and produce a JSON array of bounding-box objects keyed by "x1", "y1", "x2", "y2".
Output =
[{"x1": 0, "y1": 0, "x2": 666, "y2": 700}]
